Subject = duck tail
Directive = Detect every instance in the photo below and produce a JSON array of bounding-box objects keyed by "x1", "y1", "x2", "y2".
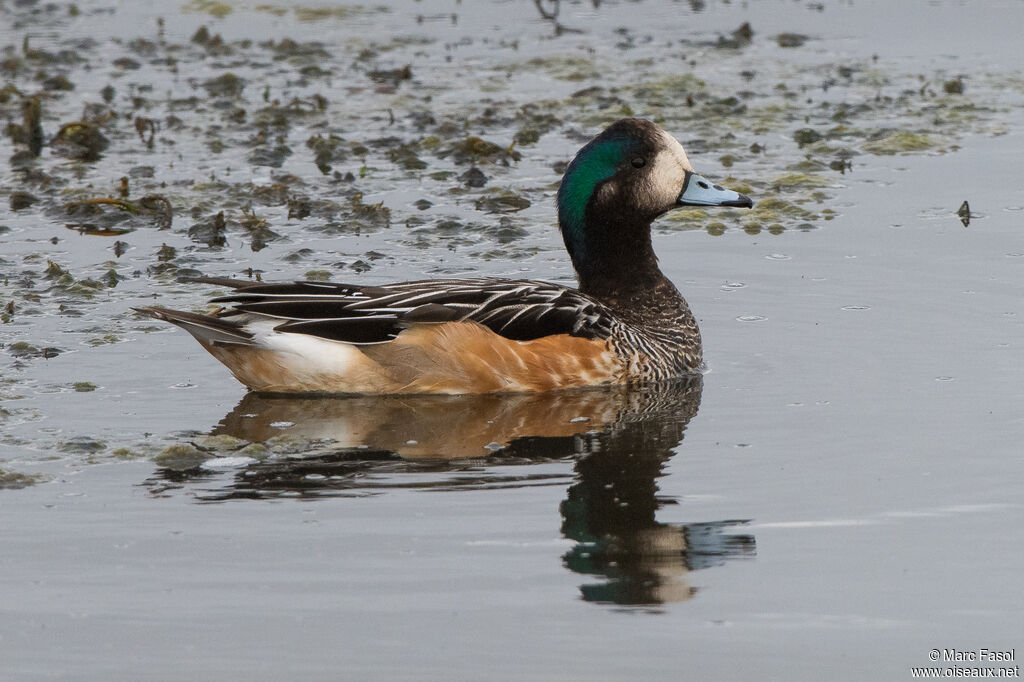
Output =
[{"x1": 134, "y1": 306, "x2": 255, "y2": 346}]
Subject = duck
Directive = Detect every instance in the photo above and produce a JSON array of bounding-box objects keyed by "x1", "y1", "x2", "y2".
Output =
[{"x1": 138, "y1": 118, "x2": 752, "y2": 394}]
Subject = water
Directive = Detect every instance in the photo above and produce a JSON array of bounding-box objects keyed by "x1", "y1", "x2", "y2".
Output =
[{"x1": 1, "y1": 1, "x2": 1022, "y2": 679}]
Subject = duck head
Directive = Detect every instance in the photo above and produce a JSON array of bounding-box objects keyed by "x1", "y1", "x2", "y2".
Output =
[{"x1": 557, "y1": 118, "x2": 752, "y2": 290}]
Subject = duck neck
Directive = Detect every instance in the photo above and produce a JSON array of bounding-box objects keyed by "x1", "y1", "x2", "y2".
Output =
[{"x1": 564, "y1": 214, "x2": 679, "y2": 310}]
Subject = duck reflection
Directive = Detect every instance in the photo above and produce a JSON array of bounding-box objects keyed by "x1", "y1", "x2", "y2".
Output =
[
  {"x1": 559, "y1": 378, "x2": 755, "y2": 604},
  {"x1": 149, "y1": 375, "x2": 754, "y2": 605}
]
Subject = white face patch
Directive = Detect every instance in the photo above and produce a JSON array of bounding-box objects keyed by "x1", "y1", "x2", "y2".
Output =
[
  {"x1": 660, "y1": 130, "x2": 695, "y2": 173},
  {"x1": 637, "y1": 130, "x2": 696, "y2": 215}
]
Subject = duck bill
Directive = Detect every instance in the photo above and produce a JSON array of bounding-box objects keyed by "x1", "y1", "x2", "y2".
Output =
[{"x1": 678, "y1": 171, "x2": 753, "y2": 208}]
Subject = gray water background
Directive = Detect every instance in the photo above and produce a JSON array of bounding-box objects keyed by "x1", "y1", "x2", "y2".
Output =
[{"x1": 1, "y1": 0, "x2": 1022, "y2": 679}]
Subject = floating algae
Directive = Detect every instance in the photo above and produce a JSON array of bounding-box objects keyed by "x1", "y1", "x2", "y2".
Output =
[
  {"x1": 0, "y1": 468, "x2": 45, "y2": 489},
  {"x1": 862, "y1": 131, "x2": 936, "y2": 155},
  {"x1": 153, "y1": 444, "x2": 211, "y2": 471},
  {"x1": 50, "y1": 121, "x2": 109, "y2": 161},
  {"x1": 474, "y1": 189, "x2": 531, "y2": 214},
  {"x1": 183, "y1": 0, "x2": 233, "y2": 18},
  {"x1": 444, "y1": 137, "x2": 521, "y2": 165},
  {"x1": 57, "y1": 437, "x2": 106, "y2": 454},
  {"x1": 62, "y1": 195, "x2": 172, "y2": 234},
  {"x1": 771, "y1": 172, "x2": 831, "y2": 191}
]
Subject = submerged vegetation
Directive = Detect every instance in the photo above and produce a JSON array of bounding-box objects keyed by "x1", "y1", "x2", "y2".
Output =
[{"x1": 0, "y1": 0, "x2": 1019, "y2": 467}]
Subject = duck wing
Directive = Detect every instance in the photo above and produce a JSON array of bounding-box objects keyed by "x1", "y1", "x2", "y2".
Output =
[{"x1": 198, "y1": 277, "x2": 616, "y2": 344}]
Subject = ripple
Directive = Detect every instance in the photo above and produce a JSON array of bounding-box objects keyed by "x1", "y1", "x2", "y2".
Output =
[
  {"x1": 841, "y1": 305, "x2": 871, "y2": 311},
  {"x1": 736, "y1": 315, "x2": 767, "y2": 322},
  {"x1": 935, "y1": 376, "x2": 955, "y2": 382},
  {"x1": 765, "y1": 253, "x2": 791, "y2": 260}
]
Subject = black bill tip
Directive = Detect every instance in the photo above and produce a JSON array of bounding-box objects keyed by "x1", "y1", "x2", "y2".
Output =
[{"x1": 720, "y1": 194, "x2": 753, "y2": 209}]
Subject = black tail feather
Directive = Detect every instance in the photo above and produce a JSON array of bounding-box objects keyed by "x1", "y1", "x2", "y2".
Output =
[{"x1": 135, "y1": 306, "x2": 254, "y2": 346}]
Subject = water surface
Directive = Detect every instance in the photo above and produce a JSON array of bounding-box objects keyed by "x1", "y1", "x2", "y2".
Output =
[{"x1": 1, "y1": 1, "x2": 1022, "y2": 679}]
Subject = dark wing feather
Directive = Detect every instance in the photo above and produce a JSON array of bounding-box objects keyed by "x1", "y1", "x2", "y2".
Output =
[
  {"x1": 230, "y1": 300, "x2": 356, "y2": 320},
  {"x1": 274, "y1": 316, "x2": 404, "y2": 343},
  {"x1": 202, "y1": 277, "x2": 615, "y2": 344}
]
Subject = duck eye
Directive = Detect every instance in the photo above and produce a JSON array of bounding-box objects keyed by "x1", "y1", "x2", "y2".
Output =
[{"x1": 631, "y1": 157, "x2": 646, "y2": 169}]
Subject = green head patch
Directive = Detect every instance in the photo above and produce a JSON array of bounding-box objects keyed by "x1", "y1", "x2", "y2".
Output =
[{"x1": 557, "y1": 135, "x2": 639, "y2": 263}]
